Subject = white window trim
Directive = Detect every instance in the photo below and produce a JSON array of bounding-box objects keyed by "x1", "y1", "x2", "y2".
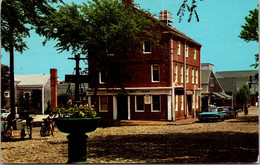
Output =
[
  {"x1": 185, "y1": 45, "x2": 189, "y2": 58},
  {"x1": 143, "y1": 41, "x2": 152, "y2": 54},
  {"x1": 194, "y1": 47, "x2": 197, "y2": 60},
  {"x1": 4, "y1": 91, "x2": 10, "y2": 98},
  {"x1": 192, "y1": 68, "x2": 194, "y2": 84},
  {"x1": 175, "y1": 64, "x2": 178, "y2": 83},
  {"x1": 177, "y1": 42, "x2": 181, "y2": 56},
  {"x1": 181, "y1": 95, "x2": 184, "y2": 110},
  {"x1": 151, "y1": 95, "x2": 161, "y2": 112},
  {"x1": 192, "y1": 94, "x2": 195, "y2": 108},
  {"x1": 135, "y1": 96, "x2": 145, "y2": 112},
  {"x1": 23, "y1": 91, "x2": 31, "y2": 98},
  {"x1": 175, "y1": 95, "x2": 178, "y2": 111},
  {"x1": 181, "y1": 66, "x2": 183, "y2": 83},
  {"x1": 196, "y1": 69, "x2": 198, "y2": 84},
  {"x1": 196, "y1": 95, "x2": 199, "y2": 108},
  {"x1": 151, "y1": 65, "x2": 160, "y2": 83},
  {"x1": 99, "y1": 70, "x2": 107, "y2": 84},
  {"x1": 186, "y1": 67, "x2": 189, "y2": 84},
  {"x1": 99, "y1": 96, "x2": 108, "y2": 112}
]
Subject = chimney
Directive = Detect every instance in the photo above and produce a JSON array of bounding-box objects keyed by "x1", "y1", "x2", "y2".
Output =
[
  {"x1": 122, "y1": 0, "x2": 134, "y2": 5},
  {"x1": 159, "y1": 10, "x2": 173, "y2": 26},
  {"x1": 50, "y1": 68, "x2": 58, "y2": 108}
]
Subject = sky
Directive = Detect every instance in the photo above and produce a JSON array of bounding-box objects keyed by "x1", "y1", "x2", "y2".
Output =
[{"x1": 1, "y1": 0, "x2": 258, "y2": 80}]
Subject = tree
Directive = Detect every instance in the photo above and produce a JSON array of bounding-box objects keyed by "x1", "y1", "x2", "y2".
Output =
[
  {"x1": 1, "y1": 0, "x2": 63, "y2": 114},
  {"x1": 236, "y1": 85, "x2": 251, "y2": 110},
  {"x1": 38, "y1": 0, "x2": 159, "y2": 102},
  {"x1": 1, "y1": 64, "x2": 10, "y2": 108},
  {"x1": 177, "y1": 0, "x2": 203, "y2": 22},
  {"x1": 238, "y1": 8, "x2": 259, "y2": 70}
]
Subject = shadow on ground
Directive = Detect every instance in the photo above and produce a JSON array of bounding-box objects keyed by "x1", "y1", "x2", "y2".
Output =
[{"x1": 88, "y1": 131, "x2": 258, "y2": 163}]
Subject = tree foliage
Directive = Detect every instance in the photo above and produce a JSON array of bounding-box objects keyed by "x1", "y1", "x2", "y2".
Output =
[
  {"x1": 239, "y1": 8, "x2": 259, "y2": 69},
  {"x1": 177, "y1": 0, "x2": 203, "y2": 22},
  {"x1": 1, "y1": 0, "x2": 64, "y2": 54},
  {"x1": 236, "y1": 85, "x2": 251, "y2": 109},
  {"x1": 1, "y1": 64, "x2": 10, "y2": 108},
  {"x1": 38, "y1": 0, "x2": 156, "y2": 56}
]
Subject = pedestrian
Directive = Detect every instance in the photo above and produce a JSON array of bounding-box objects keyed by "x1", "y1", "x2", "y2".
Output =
[
  {"x1": 25, "y1": 112, "x2": 34, "y2": 139},
  {"x1": 47, "y1": 111, "x2": 55, "y2": 136},
  {"x1": 5, "y1": 113, "x2": 16, "y2": 138},
  {"x1": 245, "y1": 105, "x2": 248, "y2": 115}
]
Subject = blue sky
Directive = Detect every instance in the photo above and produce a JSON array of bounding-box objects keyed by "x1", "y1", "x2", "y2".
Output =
[{"x1": 1, "y1": 0, "x2": 258, "y2": 80}]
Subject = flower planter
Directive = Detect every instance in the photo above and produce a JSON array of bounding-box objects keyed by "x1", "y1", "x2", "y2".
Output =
[{"x1": 55, "y1": 117, "x2": 100, "y2": 163}]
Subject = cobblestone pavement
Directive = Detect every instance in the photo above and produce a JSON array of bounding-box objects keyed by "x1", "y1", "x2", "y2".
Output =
[{"x1": 1, "y1": 106, "x2": 258, "y2": 164}]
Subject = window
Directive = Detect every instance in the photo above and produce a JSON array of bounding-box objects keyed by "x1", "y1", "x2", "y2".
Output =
[
  {"x1": 136, "y1": 96, "x2": 144, "y2": 112},
  {"x1": 177, "y1": 42, "x2": 181, "y2": 55},
  {"x1": 23, "y1": 91, "x2": 31, "y2": 99},
  {"x1": 99, "y1": 96, "x2": 108, "y2": 112},
  {"x1": 175, "y1": 95, "x2": 178, "y2": 111},
  {"x1": 106, "y1": 46, "x2": 114, "y2": 56},
  {"x1": 196, "y1": 95, "x2": 199, "y2": 108},
  {"x1": 143, "y1": 41, "x2": 151, "y2": 54},
  {"x1": 192, "y1": 68, "x2": 194, "y2": 84},
  {"x1": 185, "y1": 45, "x2": 189, "y2": 57},
  {"x1": 152, "y1": 95, "x2": 160, "y2": 112},
  {"x1": 152, "y1": 65, "x2": 160, "y2": 82},
  {"x1": 180, "y1": 66, "x2": 183, "y2": 83},
  {"x1": 99, "y1": 69, "x2": 107, "y2": 84},
  {"x1": 181, "y1": 95, "x2": 184, "y2": 110},
  {"x1": 4, "y1": 92, "x2": 9, "y2": 98},
  {"x1": 195, "y1": 69, "x2": 198, "y2": 84},
  {"x1": 186, "y1": 67, "x2": 189, "y2": 83},
  {"x1": 192, "y1": 94, "x2": 195, "y2": 108},
  {"x1": 175, "y1": 64, "x2": 178, "y2": 83},
  {"x1": 194, "y1": 48, "x2": 197, "y2": 60}
]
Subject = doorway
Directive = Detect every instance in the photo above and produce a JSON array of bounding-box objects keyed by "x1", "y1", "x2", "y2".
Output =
[{"x1": 117, "y1": 95, "x2": 128, "y2": 120}]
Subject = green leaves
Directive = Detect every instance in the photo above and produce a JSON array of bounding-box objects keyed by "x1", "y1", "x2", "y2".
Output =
[
  {"x1": 239, "y1": 8, "x2": 259, "y2": 43},
  {"x1": 53, "y1": 104, "x2": 97, "y2": 118}
]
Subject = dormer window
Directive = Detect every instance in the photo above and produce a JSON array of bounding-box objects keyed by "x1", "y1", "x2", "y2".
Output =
[{"x1": 143, "y1": 41, "x2": 151, "y2": 54}]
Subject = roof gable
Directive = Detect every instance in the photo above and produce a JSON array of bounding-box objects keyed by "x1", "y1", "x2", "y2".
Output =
[{"x1": 15, "y1": 75, "x2": 50, "y2": 87}]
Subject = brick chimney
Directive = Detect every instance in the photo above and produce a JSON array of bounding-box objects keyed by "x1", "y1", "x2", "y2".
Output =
[
  {"x1": 50, "y1": 68, "x2": 58, "y2": 108},
  {"x1": 122, "y1": 0, "x2": 134, "y2": 5}
]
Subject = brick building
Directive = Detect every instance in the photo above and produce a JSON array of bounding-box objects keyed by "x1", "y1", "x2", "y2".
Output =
[{"x1": 87, "y1": 0, "x2": 202, "y2": 121}]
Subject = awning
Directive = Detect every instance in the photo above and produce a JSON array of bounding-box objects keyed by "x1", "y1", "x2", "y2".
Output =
[{"x1": 212, "y1": 92, "x2": 232, "y2": 100}]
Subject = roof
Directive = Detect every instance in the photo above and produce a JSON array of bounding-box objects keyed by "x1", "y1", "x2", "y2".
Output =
[
  {"x1": 135, "y1": 6, "x2": 202, "y2": 47},
  {"x1": 15, "y1": 75, "x2": 50, "y2": 87},
  {"x1": 215, "y1": 70, "x2": 258, "y2": 79},
  {"x1": 201, "y1": 70, "x2": 211, "y2": 84},
  {"x1": 217, "y1": 78, "x2": 236, "y2": 93}
]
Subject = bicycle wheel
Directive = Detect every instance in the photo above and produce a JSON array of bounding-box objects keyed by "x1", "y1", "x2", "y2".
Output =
[{"x1": 40, "y1": 127, "x2": 46, "y2": 137}]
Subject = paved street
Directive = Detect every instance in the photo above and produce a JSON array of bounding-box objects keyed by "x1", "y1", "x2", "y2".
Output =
[{"x1": 1, "y1": 106, "x2": 259, "y2": 164}]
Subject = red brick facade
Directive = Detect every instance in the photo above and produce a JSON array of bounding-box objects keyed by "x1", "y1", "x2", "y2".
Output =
[{"x1": 87, "y1": 1, "x2": 202, "y2": 121}]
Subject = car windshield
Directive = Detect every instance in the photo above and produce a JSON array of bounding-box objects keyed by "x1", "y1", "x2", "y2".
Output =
[{"x1": 208, "y1": 108, "x2": 217, "y2": 112}]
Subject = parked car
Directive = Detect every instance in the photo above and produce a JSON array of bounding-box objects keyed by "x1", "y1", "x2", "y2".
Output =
[
  {"x1": 222, "y1": 106, "x2": 237, "y2": 119},
  {"x1": 198, "y1": 107, "x2": 227, "y2": 122},
  {"x1": 1, "y1": 109, "x2": 10, "y2": 119}
]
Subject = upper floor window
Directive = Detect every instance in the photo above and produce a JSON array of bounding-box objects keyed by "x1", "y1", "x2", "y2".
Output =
[
  {"x1": 136, "y1": 96, "x2": 145, "y2": 112},
  {"x1": 175, "y1": 64, "x2": 178, "y2": 83},
  {"x1": 143, "y1": 41, "x2": 151, "y2": 54},
  {"x1": 4, "y1": 91, "x2": 10, "y2": 98},
  {"x1": 194, "y1": 48, "x2": 197, "y2": 60},
  {"x1": 185, "y1": 45, "x2": 189, "y2": 57},
  {"x1": 152, "y1": 95, "x2": 161, "y2": 112},
  {"x1": 196, "y1": 69, "x2": 198, "y2": 84},
  {"x1": 186, "y1": 67, "x2": 189, "y2": 83},
  {"x1": 192, "y1": 68, "x2": 195, "y2": 84},
  {"x1": 180, "y1": 66, "x2": 183, "y2": 83},
  {"x1": 152, "y1": 65, "x2": 160, "y2": 82},
  {"x1": 23, "y1": 91, "x2": 31, "y2": 99},
  {"x1": 99, "y1": 69, "x2": 107, "y2": 84},
  {"x1": 99, "y1": 96, "x2": 108, "y2": 112},
  {"x1": 177, "y1": 42, "x2": 181, "y2": 56}
]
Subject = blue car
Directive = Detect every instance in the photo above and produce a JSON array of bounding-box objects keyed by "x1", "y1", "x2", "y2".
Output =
[{"x1": 198, "y1": 107, "x2": 227, "y2": 122}]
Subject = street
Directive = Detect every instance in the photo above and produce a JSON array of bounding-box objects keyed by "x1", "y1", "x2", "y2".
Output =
[{"x1": 1, "y1": 106, "x2": 258, "y2": 164}]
